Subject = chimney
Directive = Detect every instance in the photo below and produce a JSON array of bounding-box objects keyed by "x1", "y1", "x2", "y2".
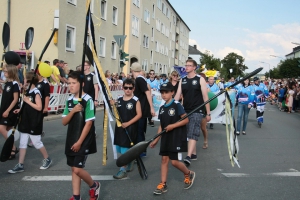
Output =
[{"x1": 194, "y1": 45, "x2": 197, "y2": 49}]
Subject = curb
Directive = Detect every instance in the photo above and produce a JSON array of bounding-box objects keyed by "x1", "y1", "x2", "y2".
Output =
[{"x1": 43, "y1": 107, "x2": 104, "y2": 121}]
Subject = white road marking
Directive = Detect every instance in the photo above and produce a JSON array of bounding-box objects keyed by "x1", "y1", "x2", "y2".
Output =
[
  {"x1": 222, "y1": 172, "x2": 300, "y2": 177},
  {"x1": 222, "y1": 173, "x2": 249, "y2": 177},
  {"x1": 22, "y1": 175, "x2": 129, "y2": 181},
  {"x1": 265, "y1": 172, "x2": 300, "y2": 177}
]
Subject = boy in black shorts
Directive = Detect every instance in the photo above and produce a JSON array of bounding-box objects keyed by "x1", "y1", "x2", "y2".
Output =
[
  {"x1": 62, "y1": 71, "x2": 100, "y2": 200},
  {"x1": 150, "y1": 82, "x2": 195, "y2": 195}
]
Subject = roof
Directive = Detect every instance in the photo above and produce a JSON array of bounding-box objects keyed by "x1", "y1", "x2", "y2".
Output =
[
  {"x1": 285, "y1": 46, "x2": 300, "y2": 57},
  {"x1": 166, "y1": 0, "x2": 191, "y2": 31},
  {"x1": 189, "y1": 45, "x2": 203, "y2": 55}
]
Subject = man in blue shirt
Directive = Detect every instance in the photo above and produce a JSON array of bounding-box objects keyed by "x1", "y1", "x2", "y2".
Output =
[
  {"x1": 207, "y1": 76, "x2": 220, "y2": 129},
  {"x1": 147, "y1": 70, "x2": 160, "y2": 126},
  {"x1": 160, "y1": 74, "x2": 169, "y2": 85}
]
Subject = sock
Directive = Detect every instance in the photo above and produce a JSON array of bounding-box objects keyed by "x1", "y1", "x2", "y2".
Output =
[
  {"x1": 120, "y1": 167, "x2": 126, "y2": 171},
  {"x1": 19, "y1": 163, "x2": 24, "y2": 167},
  {"x1": 90, "y1": 181, "x2": 96, "y2": 188},
  {"x1": 73, "y1": 195, "x2": 80, "y2": 200}
]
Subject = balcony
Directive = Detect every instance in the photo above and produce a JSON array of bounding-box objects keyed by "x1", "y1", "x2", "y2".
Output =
[
  {"x1": 174, "y1": 58, "x2": 178, "y2": 65},
  {"x1": 175, "y1": 43, "x2": 179, "y2": 50}
]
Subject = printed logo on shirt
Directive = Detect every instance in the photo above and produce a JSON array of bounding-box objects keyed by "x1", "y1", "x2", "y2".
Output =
[
  {"x1": 160, "y1": 109, "x2": 164, "y2": 114},
  {"x1": 6, "y1": 86, "x2": 11, "y2": 92},
  {"x1": 30, "y1": 130, "x2": 34, "y2": 133},
  {"x1": 87, "y1": 76, "x2": 91, "y2": 81},
  {"x1": 192, "y1": 80, "x2": 197, "y2": 85},
  {"x1": 177, "y1": 147, "x2": 181, "y2": 150},
  {"x1": 69, "y1": 103, "x2": 72, "y2": 107},
  {"x1": 37, "y1": 84, "x2": 41, "y2": 89},
  {"x1": 162, "y1": 83, "x2": 167, "y2": 87},
  {"x1": 168, "y1": 108, "x2": 175, "y2": 116},
  {"x1": 182, "y1": 79, "x2": 187, "y2": 84},
  {"x1": 78, "y1": 162, "x2": 83, "y2": 166},
  {"x1": 4, "y1": 121, "x2": 7, "y2": 124},
  {"x1": 126, "y1": 103, "x2": 133, "y2": 110},
  {"x1": 29, "y1": 96, "x2": 33, "y2": 102}
]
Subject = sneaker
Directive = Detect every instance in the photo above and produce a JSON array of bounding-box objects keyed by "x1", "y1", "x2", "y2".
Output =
[
  {"x1": 209, "y1": 124, "x2": 214, "y2": 129},
  {"x1": 126, "y1": 161, "x2": 134, "y2": 172},
  {"x1": 236, "y1": 131, "x2": 240, "y2": 135},
  {"x1": 242, "y1": 131, "x2": 246, "y2": 135},
  {"x1": 28, "y1": 142, "x2": 33, "y2": 147},
  {"x1": 191, "y1": 154, "x2": 197, "y2": 161},
  {"x1": 41, "y1": 131, "x2": 45, "y2": 137},
  {"x1": 69, "y1": 196, "x2": 81, "y2": 200},
  {"x1": 153, "y1": 183, "x2": 167, "y2": 195},
  {"x1": 40, "y1": 158, "x2": 52, "y2": 169},
  {"x1": 184, "y1": 171, "x2": 196, "y2": 189},
  {"x1": 113, "y1": 170, "x2": 127, "y2": 179},
  {"x1": 184, "y1": 156, "x2": 191, "y2": 166},
  {"x1": 8, "y1": 163, "x2": 24, "y2": 174},
  {"x1": 150, "y1": 121, "x2": 154, "y2": 127},
  {"x1": 89, "y1": 181, "x2": 101, "y2": 200},
  {"x1": 291, "y1": 110, "x2": 295, "y2": 113}
]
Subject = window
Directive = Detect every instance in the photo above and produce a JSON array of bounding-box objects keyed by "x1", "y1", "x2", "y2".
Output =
[
  {"x1": 162, "y1": 3, "x2": 166, "y2": 15},
  {"x1": 157, "y1": 0, "x2": 161, "y2": 10},
  {"x1": 142, "y1": 59, "x2": 148, "y2": 71},
  {"x1": 101, "y1": 0, "x2": 107, "y2": 20},
  {"x1": 166, "y1": 7, "x2": 169, "y2": 18},
  {"x1": 67, "y1": 0, "x2": 77, "y2": 6},
  {"x1": 66, "y1": 25, "x2": 76, "y2": 51},
  {"x1": 165, "y1": 47, "x2": 168, "y2": 56},
  {"x1": 99, "y1": 37, "x2": 106, "y2": 57},
  {"x1": 143, "y1": 35, "x2": 149, "y2": 48},
  {"x1": 150, "y1": 51, "x2": 153, "y2": 64},
  {"x1": 133, "y1": 0, "x2": 140, "y2": 7},
  {"x1": 112, "y1": 6, "x2": 118, "y2": 25},
  {"x1": 152, "y1": 4, "x2": 155, "y2": 18},
  {"x1": 144, "y1": 9, "x2": 150, "y2": 24},
  {"x1": 151, "y1": 27, "x2": 154, "y2": 41},
  {"x1": 155, "y1": 41, "x2": 159, "y2": 52},
  {"x1": 156, "y1": 19, "x2": 161, "y2": 31},
  {"x1": 132, "y1": 15, "x2": 139, "y2": 37},
  {"x1": 111, "y1": 41, "x2": 116, "y2": 59}
]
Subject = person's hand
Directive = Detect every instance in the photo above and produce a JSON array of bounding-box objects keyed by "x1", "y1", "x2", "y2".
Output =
[
  {"x1": 23, "y1": 96, "x2": 30, "y2": 103},
  {"x1": 71, "y1": 104, "x2": 83, "y2": 113},
  {"x1": 206, "y1": 115, "x2": 211, "y2": 122},
  {"x1": 150, "y1": 139, "x2": 159, "y2": 148},
  {"x1": 94, "y1": 101, "x2": 98, "y2": 107},
  {"x1": 121, "y1": 122, "x2": 130, "y2": 129},
  {"x1": 151, "y1": 107, "x2": 155, "y2": 117},
  {"x1": 164, "y1": 124, "x2": 175, "y2": 132},
  {"x1": 248, "y1": 104, "x2": 252, "y2": 109},
  {"x1": 109, "y1": 100, "x2": 115, "y2": 106},
  {"x1": 43, "y1": 107, "x2": 48, "y2": 113},
  {"x1": 71, "y1": 141, "x2": 82, "y2": 152},
  {"x1": 13, "y1": 109, "x2": 20, "y2": 114},
  {"x1": 3, "y1": 111, "x2": 9, "y2": 117}
]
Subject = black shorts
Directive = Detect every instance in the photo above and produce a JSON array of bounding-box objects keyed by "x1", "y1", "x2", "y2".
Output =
[
  {"x1": 0, "y1": 113, "x2": 18, "y2": 126},
  {"x1": 278, "y1": 97, "x2": 284, "y2": 102},
  {"x1": 159, "y1": 151, "x2": 182, "y2": 160},
  {"x1": 66, "y1": 155, "x2": 88, "y2": 168}
]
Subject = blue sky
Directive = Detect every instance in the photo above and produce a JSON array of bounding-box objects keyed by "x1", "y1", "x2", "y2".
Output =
[{"x1": 170, "y1": 0, "x2": 300, "y2": 74}]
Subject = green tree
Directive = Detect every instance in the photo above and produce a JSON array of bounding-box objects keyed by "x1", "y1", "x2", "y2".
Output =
[
  {"x1": 221, "y1": 52, "x2": 248, "y2": 80},
  {"x1": 198, "y1": 51, "x2": 221, "y2": 71},
  {"x1": 278, "y1": 58, "x2": 300, "y2": 78}
]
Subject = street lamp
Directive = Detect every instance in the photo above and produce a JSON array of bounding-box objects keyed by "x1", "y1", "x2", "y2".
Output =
[
  {"x1": 260, "y1": 61, "x2": 270, "y2": 79},
  {"x1": 270, "y1": 55, "x2": 283, "y2": 59},
  {"x1": 291, "y1": 42, "x2": 300, "y2": 46}
]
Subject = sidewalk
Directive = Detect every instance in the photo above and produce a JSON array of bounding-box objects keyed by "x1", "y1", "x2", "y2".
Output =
[{"x1": 43, "y1": 106, "x2": 104, "y2": 121}]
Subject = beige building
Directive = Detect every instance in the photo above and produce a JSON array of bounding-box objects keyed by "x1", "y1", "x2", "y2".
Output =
[
  {"x1": 1, "y1": 0, "x2": 189, "y2": 75},
  {"x1": 123, "y1": 0, "x2": 190, "y2": 75}
]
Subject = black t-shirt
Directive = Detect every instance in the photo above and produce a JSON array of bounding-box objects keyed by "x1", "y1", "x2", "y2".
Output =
[
  {"x1": 181, "y1": 75, "x2": 204, "y2": 113},
  {"x1": 83, "y1": 73, "x2": 96, "y2": 100},
  {"x1": 36, "y1": 80, "x2": 50, "y2": 110},
  {"x1": 18, "y1": 88, "x2": 43, "y2": 135},
  {"x1": 58, "y1": 67, "x2": 66, "y2": 82},
  {"x1": 158, "y1": 100, "x2": 187, "y2": 152},
  {"x1": 134, "y1": 76, "x2": 150, "y2": 118},
  {"x1": 114, "y1": 96, "x2": 139, "y2": 147}
]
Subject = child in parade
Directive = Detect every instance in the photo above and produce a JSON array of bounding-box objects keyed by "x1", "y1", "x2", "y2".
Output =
[
  {"x1": 236, "y1": 79, "x2": 255, "y2": 135},
  {"x1": 0, "y1": 64, "x2": 20, "y2": 159},
  {"x1": 111, "y1": 79, "x2": 142, "y2": 179},
  {"x1": 8, "y1": 72, "x2": 52, "y2": 173},
  {"x1": 150, "y1": 82, "x2": 195, "y2": 195},
  {"x1": 62, "y1": 71, "x2": 100, "y2": 200}
]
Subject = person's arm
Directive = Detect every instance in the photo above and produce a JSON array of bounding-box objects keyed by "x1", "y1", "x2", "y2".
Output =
[
  {"x1": 145, "y1": 90, "x2": 155, "y2": 116},
  {"x1": 149, "y1": 125, "x2": 162, "y2": 148},
  {"x1": 50, "y1": 74, "x2": 58, "y2": 84},
  {"x1": 23, "y1": 93, "x2": 42, "y2": 111},
  {"x1": 122, "y1": 100, "x2": 142, "y2": 128},
  {"x1": 71, "y1": 120, "x2": 93, "y2": 152},
  {"x1": 174, "y1": 79, "x2": 182, "y2": 101},
  {"x1": 3, "y1": 92, "x2": 19, "y2": 117},
  {"x1": 164, "y1": 113, "x2": 189, "y2": 132},
  {"x1": 62, "y1": 103, "x2": 83, "y2": 126},
  {"x1": 200, "y1": 77, "x2": 211, "y2": 122},
  {"x1": 44, "y1": 96, "x2": 50, "y2": 113}
]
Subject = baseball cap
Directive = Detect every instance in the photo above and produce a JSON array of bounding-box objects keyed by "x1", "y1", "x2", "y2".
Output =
[
  {"x1": 130, "y1": 62, "x2": 142, "y2": 72},
  {"x1": 160, "y1": 82, "x2": 174, "y2": 91}
]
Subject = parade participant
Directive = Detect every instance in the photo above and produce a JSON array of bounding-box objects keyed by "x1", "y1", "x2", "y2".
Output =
[
  {"x1": 198, "y1": 72, "x2": 208, "y2": 149},
  {"x1": 150, "y1": 82, "x2": 195, "y2": 194},
  {"x1": 224, "y1": 77, "x2": 235, "y2": 88},
  {"x1": 147, "y1": 69, "x2": 160, "y2": 127},
  {"x1": 169, "y1": 70, "x2": 180, "y2": 95},
  {"x1": 236, "y1": 79, "x2": 255, "y2": 135},
  {"x1": 62, "y1": 71, "x2": 100, "y2": 200},
  {"x1": 83, "y1": 61, "x2": 99, "y2": 107},
  {"x1": 207, "y1": 76, "x2": 220, "y2": 129},
  {"x1": 217, "y1": 77, "x2": 225, "y2": 90},
  {"x1": 8, "y1": 72, "x2": 52, "y2": 173},
  {"x1": 131, "y1": 63, "x2": 155, "y2": 157},
  {"x1": 174, "y1": 59, "x2": 211, "y2": 166},
  {"x1": 160, "y1": 74, "x2": 169, "y2": 85},
  {"x1": 28, "y1": 70, "x2": 50, "y2": 147},
  {"x1": 0, "y1": 64, "x2": 20, "y2": 159},
  {"x1": 253, "y1": 77, "x2": 269, "y2": 127},
  {"x1": 112, "y1": 79, "x2": 142, "y2": 179}
]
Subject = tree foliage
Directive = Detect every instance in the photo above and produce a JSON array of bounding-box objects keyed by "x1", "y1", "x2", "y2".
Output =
[
  {"x1": 221, "y1": 52, "x2": 248, "y2": 80},
  {"x1": 199, "y1": 51, "x2": 221, "y2": 71},
  {"x1": 278, "y1": 58, "x2": 300, "y2": 78}
]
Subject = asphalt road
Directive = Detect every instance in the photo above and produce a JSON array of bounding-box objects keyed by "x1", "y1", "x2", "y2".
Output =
[{"x1": 0, "y1": 104, "x2": 299, "y2": 200}]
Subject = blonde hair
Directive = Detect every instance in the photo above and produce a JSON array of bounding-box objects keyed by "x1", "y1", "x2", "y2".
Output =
[
  {"x1": 3, "y1": 64, "x2": 20, "y2": 82},
  {"x1": 169, "y1": 70, "x2": 179, "y2": 82}
]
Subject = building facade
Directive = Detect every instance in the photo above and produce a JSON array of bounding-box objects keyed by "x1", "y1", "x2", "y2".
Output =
[
  {"x1": 0, "y1": 0, "x2": 189, "y2": 75},
  {"x1": 286, "y1": 46, "x2": 300, "y2": 59}
]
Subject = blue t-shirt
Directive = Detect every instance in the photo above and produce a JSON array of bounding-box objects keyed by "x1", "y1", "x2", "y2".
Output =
[
  {"x1": 207, "y1": 83, "x2": 220, "y2": 93},
  {"x1": 279, "y1": 88, "x2": 285, "y2": 98}
]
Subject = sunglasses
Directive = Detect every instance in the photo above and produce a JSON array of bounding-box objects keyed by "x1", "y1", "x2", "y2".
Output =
[
  {"x1": 124, "y1": 86, "x2": 133, "y2": 90},
  {"x1": 172, "y1": 74, "x2": 178, "y2": 77},
  {"x1": 150, "y1": 73, "x2": 155, "y2": 75}
]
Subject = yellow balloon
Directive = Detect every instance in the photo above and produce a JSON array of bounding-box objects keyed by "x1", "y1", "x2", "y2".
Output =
[{"x1": 39, "y1": 63, "x2": 52, "y2": 77}]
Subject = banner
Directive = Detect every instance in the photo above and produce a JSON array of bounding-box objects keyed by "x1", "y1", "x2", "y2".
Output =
[{"x1": 152, "y1": 90, "x2": 165, "y2": 121}]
